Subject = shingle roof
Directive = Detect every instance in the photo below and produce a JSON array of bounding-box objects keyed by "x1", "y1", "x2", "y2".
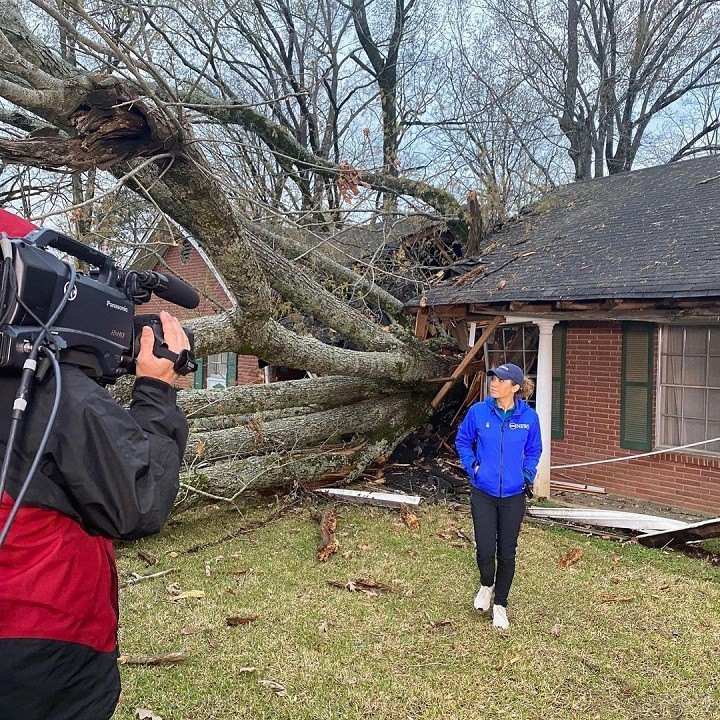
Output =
[{"x1": 420, "y1": 155, "x2": 720, "y2": 307}]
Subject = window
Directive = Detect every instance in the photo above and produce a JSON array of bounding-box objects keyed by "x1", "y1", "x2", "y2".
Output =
[
  {"x1": 205, "y1": 353, "x2": 228, "y2": 389},
  {"x1": 621, "y1": 322, "x2": 654, "y2": 451},
  {"x1": 484, "y1": 324, "x2": 539, "y2": 407},
  {"x1": 194, "y1": 353, "x2": 238, "y2": 389},
  {"x1": 659, "y1": 325, "x2": 720, "y2": 454}
]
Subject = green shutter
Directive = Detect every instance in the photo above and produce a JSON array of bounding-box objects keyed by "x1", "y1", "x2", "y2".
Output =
[
  {"x1": 226, "y1": 352, "x2": 238, "y2": 385},
  {"x1": 551, "y1": 323, "x2": 567, "y2": 439},
  {"x1": 621, "y1": 322, "x2": 654, "y2": 450},
  {"x1": 194, "y1": 357, "x2": 204, "y2": 389}
]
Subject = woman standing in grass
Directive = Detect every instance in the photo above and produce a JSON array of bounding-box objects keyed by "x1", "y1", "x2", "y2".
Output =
[{"x1": 455, "y1": 363, "x2": 542, "y2": 630}]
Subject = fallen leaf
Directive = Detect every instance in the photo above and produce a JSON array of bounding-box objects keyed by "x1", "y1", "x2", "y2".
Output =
[
  {"x1": 601, "y1": 594, "x2": 634, "y2": 603},
  {"x1": 136, "y1": 709, "x2": 162, "y2": 720},
  {"x1": 226, "y1": 614, "x2": 259, "y2": 626},
  {"x1": 137, "y1": 550, "x2": 157, "y2": 567},
  {"x1": 549, "y1": 623, "x2": 562, "y2": 636},
  {"x1": 258, "y1": 679, "x2": 288, "y2": 697},
  {"x1": 237, "y1": 666, "x2": 256, "y2": 674},
  {"x1": 557, "y1": 548, "x2": 583, "y2": 568},
  {"x1": 179, "y1": 625, "x2": 204, "y2": 636},
  {"x1": 400, "y1": 506, "x2": 420, "y2": 530},
  {"x1": 430, "y1": 618, "x2": 453, "y2": 629}
]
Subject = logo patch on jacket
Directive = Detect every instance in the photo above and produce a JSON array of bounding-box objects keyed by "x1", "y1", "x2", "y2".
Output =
[{"x1": 509, "y1": 422, "x2": 530, "y2": 430}]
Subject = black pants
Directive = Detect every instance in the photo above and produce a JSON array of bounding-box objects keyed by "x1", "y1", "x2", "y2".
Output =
[{"x1": 470, "y1": 487, "x2": 526, "y2": 607}]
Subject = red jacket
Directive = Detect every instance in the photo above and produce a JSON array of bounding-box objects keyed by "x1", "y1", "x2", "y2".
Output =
[{"x1": 0, "y1": 366, "x2": 188, "y2": 720}]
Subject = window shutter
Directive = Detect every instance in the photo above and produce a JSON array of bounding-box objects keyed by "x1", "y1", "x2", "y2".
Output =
[
  {"x1": 226, "y1": 353, "x2": 238, "y2": 385},
  {"x1": 621, "y1": 322, "x2": 654, "y2": 450},
  {"x1": 551, "y1": 323, "x2": 567, "y2": 439},
  {"x1": 194, "y1": 357, "x2": 204, "y2": 389}
]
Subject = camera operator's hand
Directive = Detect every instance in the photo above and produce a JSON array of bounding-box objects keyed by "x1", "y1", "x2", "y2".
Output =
[{"x1": 136, "y1": 311, "x2": 190, "y2": 385}]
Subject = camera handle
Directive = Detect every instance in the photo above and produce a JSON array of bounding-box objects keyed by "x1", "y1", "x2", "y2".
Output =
[{"x1": 134, "y1": 314, "x2": 197, "y2": 376}]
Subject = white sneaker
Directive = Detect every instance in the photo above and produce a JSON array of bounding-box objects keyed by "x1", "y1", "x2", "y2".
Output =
[
  {"x1": 473, "y1": 584, "x2": 494, "y2": 612},
  {"x1": 492, "y1": 604, "x2": 509, "y2": 629}
]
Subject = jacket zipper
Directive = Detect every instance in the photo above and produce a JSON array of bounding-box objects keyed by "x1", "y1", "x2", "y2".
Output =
[{"x1": 499, "y1": 420, "x2": 505, "y2": 497}]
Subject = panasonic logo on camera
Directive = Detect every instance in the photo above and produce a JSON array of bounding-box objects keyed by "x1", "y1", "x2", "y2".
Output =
[{"x1": 106, "y1": 300, "x2": 129, "y2": 313}]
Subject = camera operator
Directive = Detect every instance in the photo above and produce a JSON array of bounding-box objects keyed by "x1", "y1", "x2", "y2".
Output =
[{"x1": 0, "y1": 310, "x2": 190, "y2": 720}]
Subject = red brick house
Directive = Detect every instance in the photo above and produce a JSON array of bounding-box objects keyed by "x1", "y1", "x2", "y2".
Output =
[
  {"x1": 410, "y1": 155, "x2": 720, "y2": 515},
  {"x1": 129, "y1": 234, "x2": 261, "y2": 389}
]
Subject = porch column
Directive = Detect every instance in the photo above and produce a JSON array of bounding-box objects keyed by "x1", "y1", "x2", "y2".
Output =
[
  {"x1": 505, "y1": 315, "x2": 557, "y2": 498},
  {"x1": 533, "y1": 319, "x2": 557, "y2": 498}
]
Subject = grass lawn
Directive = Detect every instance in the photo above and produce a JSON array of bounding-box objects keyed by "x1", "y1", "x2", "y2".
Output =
[{"x1": 113, "y1": 497, "x2": 720, "y2": 720}]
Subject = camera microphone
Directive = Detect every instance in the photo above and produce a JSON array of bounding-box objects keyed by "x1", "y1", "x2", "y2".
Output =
[{"x1": 131, "y1": 271, "x2": 200, "y2": 309}]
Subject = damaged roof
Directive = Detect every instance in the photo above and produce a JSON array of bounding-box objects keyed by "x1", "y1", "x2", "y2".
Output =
[{"x1": 419, "y1": 155, "x2": 720, "y2": 307}]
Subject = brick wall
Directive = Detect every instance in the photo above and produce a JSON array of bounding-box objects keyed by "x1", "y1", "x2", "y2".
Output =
[
  {"x1": 551, "y1": 321, "x2": 720, "y2": 515},
  {"x1": 138, "y1": 243, "x2": 259, "y2": 389}
]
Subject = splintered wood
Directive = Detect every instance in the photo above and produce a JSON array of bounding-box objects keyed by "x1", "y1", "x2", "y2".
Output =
[{"x1": 316, "y1": 505, "x2": 339, "y2": 562}]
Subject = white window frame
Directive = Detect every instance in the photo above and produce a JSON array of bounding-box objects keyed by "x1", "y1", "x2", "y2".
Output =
[
  {"x1": 205, "y1": 352, "x2": 228, "y2": 389},
  {"x1": 657, "y1": 324, "x2": 720, "y2": 457}
]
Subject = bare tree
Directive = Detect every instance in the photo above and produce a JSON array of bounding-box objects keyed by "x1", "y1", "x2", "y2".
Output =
[{"x1": 483, "y1": 0, "x2": 720, "y2": 179}]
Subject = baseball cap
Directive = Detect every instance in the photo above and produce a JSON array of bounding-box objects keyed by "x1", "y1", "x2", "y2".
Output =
[{"x1": 487, "y1": 363, "x2": 524, "y2": 386}]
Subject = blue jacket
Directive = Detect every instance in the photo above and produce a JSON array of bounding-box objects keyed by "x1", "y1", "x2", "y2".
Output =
[{"x1": 455, "y1": 397, "x2": 542, "y2": 498}]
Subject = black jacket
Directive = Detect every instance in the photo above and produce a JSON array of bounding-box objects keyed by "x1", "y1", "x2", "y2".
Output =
[{"x1": 0, "y1": 364, "x2": 189, "y2": 720}]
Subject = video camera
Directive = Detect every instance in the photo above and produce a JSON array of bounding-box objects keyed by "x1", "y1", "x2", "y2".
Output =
[{"x1": 0, "y1": 226, "x2": 200, "y2": 384}]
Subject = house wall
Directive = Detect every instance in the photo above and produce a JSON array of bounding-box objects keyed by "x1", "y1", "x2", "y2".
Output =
[
  {"x1": 551, "y1": 321, "x2": 720, "y2": 515},
  {"x1": 140, "y1": 243, "x2": 259, "y2": 389}
]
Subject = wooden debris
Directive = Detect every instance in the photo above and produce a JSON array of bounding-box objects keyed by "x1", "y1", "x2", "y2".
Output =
[
  {"x1": 431, "y1": 315, "x2": 503, "y2": 409},
  {"x1": 316, "y1": 487, "x2": 421, "y2": 509},
  {"x1": 226, "y1": 614, "x2": 259, "y2": 626},
  {"x1": 169, "y1": 589, "x2": 205, "y2": 601},
  {"x1": 637, "y1": 517, "x2": 720, "y2": 548},
  {"x1": 118, "y1": 653, "x2": 188, "y2": 666},
  {"x1": 550, "y1": 480, "x2": 606, "y2": 494},
  {"x1": 120, "y1": 568, "x2": 177, "y2": 588},
  {"x1": 316, "y1": 505, "x2": 339, "y2": 562},
  {"x1": 327, "y1": 577, "x2": 391, "y2": 595}
]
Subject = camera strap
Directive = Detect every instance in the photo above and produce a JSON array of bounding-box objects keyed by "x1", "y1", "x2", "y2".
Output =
[{"x1": 152, "y1": 344, "x2": 198, "y2": 376}]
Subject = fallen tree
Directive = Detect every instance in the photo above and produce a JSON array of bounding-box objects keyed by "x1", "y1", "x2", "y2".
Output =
[{"x1": 0, "y1": 1, "x2": 460, "y2": 506}]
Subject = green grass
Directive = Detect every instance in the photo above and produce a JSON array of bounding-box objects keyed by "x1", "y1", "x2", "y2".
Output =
[{"x1": 113, "y1": 498, "x2": 720, "y2": 720}]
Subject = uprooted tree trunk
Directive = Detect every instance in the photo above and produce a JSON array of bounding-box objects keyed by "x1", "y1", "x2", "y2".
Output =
[{"x1": 0, "y1": 3, "x2": 458, "y2": 508}]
